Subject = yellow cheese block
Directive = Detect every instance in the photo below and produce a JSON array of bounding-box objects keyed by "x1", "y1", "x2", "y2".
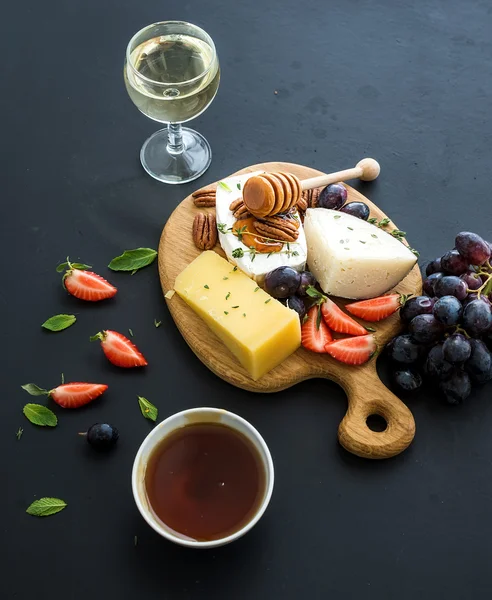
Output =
[{"x1": 174, "y1": 251, "x2": 301, "y2": 380}]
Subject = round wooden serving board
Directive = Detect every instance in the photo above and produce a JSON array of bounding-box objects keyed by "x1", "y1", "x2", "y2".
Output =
[{"x1": 159, "y1": 162, "x2": 422, "y2": 459}]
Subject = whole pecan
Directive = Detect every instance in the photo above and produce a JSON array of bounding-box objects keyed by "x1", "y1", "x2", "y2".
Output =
[{"x1": 192, "y1": 212, "x2": 218, "y2": 250}]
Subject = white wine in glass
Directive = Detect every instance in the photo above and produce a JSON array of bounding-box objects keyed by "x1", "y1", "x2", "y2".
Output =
[{"x1": 124, "y1": 22, "x2": 220, "y2": 184}]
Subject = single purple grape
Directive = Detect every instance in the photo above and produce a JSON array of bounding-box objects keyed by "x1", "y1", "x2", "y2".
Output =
[
  {"x1": 460, "y1": 270, "x2": 482, "y2": 290},
  {"x1": 297, "y1": 271, "x2": 316, "y2": 297},
  {"x1": 387, "y1": 334, "x2": 424, "y2": 364},
  {"x1": 465, "y1": 339, "x2": 492, "y2": 384},
  {"x1": 462, "y1": 299, "x2": 492, "y2": 336},
  {"x1": 425, "y1": 258, "x2": 442, "y2": 276},
  {"x1": 455, "y1": 231, "x2": 491, "y2": 266},
  {"x1": 434, "y1": 275, "x2": 468, "y2": 300},
  {"x1": 439, "y1": 370, "x2": 471, "y2": 404},
  {"x1": 339, "y1": 201, "x2": 370, "y2": 220},
  {"x1": 441, "y1": 249, "x2": 469, "y2": 275},
  {"x1": 442, "y1": 333, "x2": 471, "y2": 364},
  {"x1": 318, "y1": 183, "x2": 347, "y2": 210},
  {"x1": 423, "y1": 272, "x2": 444, "y2": 296},
  {"x1": 432, "y1": 295, "x2": 462, "y2": 326},
  {"x1": 408, "y1": 314, "x2": 445, "y2": 344},
  {"x1": 284, "y1": 295, "x2": 306, "y2": 320},
  {"x1": 264, "y1": 267, "x2": 301, "y2": 298},
  {"x1": 392, "y1": 369, "x2": 423, "y2": 394},
  {"x1": 424, "y1": 344, "x2": 453, "y2": 380},
  {"x1": 400, "y1": 296, "x2": 435, "y2": 323}
]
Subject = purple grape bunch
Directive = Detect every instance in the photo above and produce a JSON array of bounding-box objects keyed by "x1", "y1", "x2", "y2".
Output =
[{"x1": 387, "y1": 231, "x2": 492, "y2": 404}]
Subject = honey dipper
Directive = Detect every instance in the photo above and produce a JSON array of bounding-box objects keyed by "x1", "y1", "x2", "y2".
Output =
[{"x1": 242, "y1": 158, "x2": 380, "y2": 218}]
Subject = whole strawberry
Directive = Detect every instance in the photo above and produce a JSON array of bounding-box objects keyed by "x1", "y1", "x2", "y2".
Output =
[{"x1": 57, "y1": 258, "x2": 117, "y2": 301}]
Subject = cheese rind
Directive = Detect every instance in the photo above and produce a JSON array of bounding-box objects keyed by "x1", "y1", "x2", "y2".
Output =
[
  {"x1": 216, "y1": 173, "x2": 307, "y2": 283},
  {"x1": 304, "y1": 208, "x2": 417, "y2": 299},
  {"x1": 174, "y1": 251, "x2": 301, "y2": 380}
]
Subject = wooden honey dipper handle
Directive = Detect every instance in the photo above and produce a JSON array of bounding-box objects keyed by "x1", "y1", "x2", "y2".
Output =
[
  {"x1": 242, "y1": 158, "x2": 380, "y2": 218},
  {"x1": 300, "y1": 158, "x2": 380, "y2": 191}
]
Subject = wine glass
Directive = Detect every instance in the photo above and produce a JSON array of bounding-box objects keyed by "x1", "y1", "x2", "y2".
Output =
[{"x1": 124, "y1": 21, "x2": 220, "y2": 184}]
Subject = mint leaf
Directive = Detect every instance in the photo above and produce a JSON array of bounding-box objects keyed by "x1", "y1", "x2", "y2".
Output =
[
  {"x1": 42, "y1": 314, "x2": 76, "y2": 332},
  {"x1": 137, "y1": 396, "x2": 158, "y2": 422},
  {"x1": 26, "y1": 497, "x2": 66, "y2": 517},
  {"x1": 108, "y1": 248, "x2": 157, "y2": 272},
  {"x1": 23, "y1": 404, "x2": 57, "y2": 427},
  {"x1": 218, "y1": 181, "x2": 232, "y2": 192},
  {"x1": 305, "y1": 286, "x2": 327, "y2": 302},
  {"x1": 21, "y1": 383, "x2": 48, "y2": 396}
]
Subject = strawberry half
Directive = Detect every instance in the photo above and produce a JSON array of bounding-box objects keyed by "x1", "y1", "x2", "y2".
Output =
[
  {"x1": 91, "y1": 330, "x2": 148, "y2": 368},
  {"x1": 320, "y1": 298, "x2": 368, "y2": 336},
  {"x1": 325, "y1": 335, "x2": 377, "y2": 365},
  {"x1": 22, "y1": 382, "x2": 108, "y2": 408},
  {"x1": 301, "y1": 305, "x2": 333, "y2": 353},
  {"x1": 58, "y1": 258, "x2": 117, "y2": 302},
  {"x1": 345, "y1": 294, "x2": 408, "y2": 322}
]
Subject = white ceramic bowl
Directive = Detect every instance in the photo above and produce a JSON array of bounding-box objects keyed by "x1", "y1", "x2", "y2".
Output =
[{"x1": 132, "y1": 407, "x2": 274, "y2": 548}]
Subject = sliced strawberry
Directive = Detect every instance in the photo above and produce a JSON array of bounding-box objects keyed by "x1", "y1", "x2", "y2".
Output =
[
  {"x1": 325, "y1": 335, "x2": 377, "y2": 365},
  {"x1": 321, "y1": 298, "x2": 368, "y2": 336},
  {"x1": 51, "y1": 383, "x2": 108, "y2": 408},
  {"x1": 58, "y1": 258, "x2": 117, "y2": 302},
  {"x1": 345, "y1": 294, "x2": 406, "y2": 322},
  {"x1": 22, "y1": 381, "x2": 108, "y2": 409},
  {"x1": 91, "y1": 330, "x2": 148, "y2": 368},
  {"x1": 301, "y1": 305, "x2": 333, "y2": 353}
]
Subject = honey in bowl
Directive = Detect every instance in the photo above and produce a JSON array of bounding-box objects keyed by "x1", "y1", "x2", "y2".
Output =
[{"x1": 144, "y1": 422, "x2": 267, "y2": 542}]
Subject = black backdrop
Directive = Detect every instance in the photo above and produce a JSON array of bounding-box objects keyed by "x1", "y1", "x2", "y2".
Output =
[{"x1": 3, "y1": 1, "x2": 492, "y2": 598}]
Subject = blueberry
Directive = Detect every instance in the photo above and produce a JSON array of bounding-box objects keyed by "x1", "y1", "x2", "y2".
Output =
[{"x1": 86, "y1": 423, "x2": 119, "y2": 451}]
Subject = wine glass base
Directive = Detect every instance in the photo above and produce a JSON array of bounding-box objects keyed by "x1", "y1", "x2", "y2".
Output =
[{"x1": 140, "y1": 127, "x2": 212, "y2": 184}]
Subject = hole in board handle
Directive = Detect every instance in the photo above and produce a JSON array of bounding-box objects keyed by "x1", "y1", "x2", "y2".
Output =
[{"x1": 366, "y1": 414, "x2": 387, "y2": 432}]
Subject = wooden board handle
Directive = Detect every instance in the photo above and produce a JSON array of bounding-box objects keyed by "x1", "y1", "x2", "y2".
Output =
[{"x1": 338, "y1": 367, "x2": 415, "y2": 459}]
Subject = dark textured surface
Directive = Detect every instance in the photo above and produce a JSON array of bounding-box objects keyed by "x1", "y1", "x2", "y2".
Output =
[{"x1": 2, "y1": 1, "x2": 492, "y2": 598}]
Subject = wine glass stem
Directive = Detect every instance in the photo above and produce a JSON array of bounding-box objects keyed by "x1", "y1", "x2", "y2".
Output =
[{"x1": 167, "y1": 123, "x2": 184, "y2": 155}]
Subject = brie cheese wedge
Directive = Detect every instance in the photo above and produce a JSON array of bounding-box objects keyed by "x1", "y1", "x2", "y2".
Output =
[
  {"x1": 216, "y1": 172, "x2": 307, "y2": 283},
  {"x1": 303, "y1": 208, "x2": 417, "y2": 299}
]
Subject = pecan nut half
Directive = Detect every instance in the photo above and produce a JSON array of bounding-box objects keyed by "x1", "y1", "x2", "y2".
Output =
[
  {"x1": 192, "y1": 184, "x2": 217, "y2": 198},
  {"x1": 193, "y1": 193, "x2": 216, "y2": 207},
  {"x1": 193, "y1": 212, "x2": 218, "y2": 250},
  {"x1": 229, "y1": 198, "x2": 251, "y2": 219},
  {"x1": 254, "y1": 215, "x2": 300, "y2": 242}
]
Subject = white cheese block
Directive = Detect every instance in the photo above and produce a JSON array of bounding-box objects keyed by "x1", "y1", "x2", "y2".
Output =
[
  {"x1": 303, "y1": 208, "x2": 417, "y2": 299},
  {"x1": 215, "y1": 172, "x2": 307, "y2": 283}
]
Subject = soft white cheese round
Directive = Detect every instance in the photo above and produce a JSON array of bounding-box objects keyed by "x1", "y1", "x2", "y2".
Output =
[{"x1": 216, "y1": 172, "x2": 307, "y2": 283}]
